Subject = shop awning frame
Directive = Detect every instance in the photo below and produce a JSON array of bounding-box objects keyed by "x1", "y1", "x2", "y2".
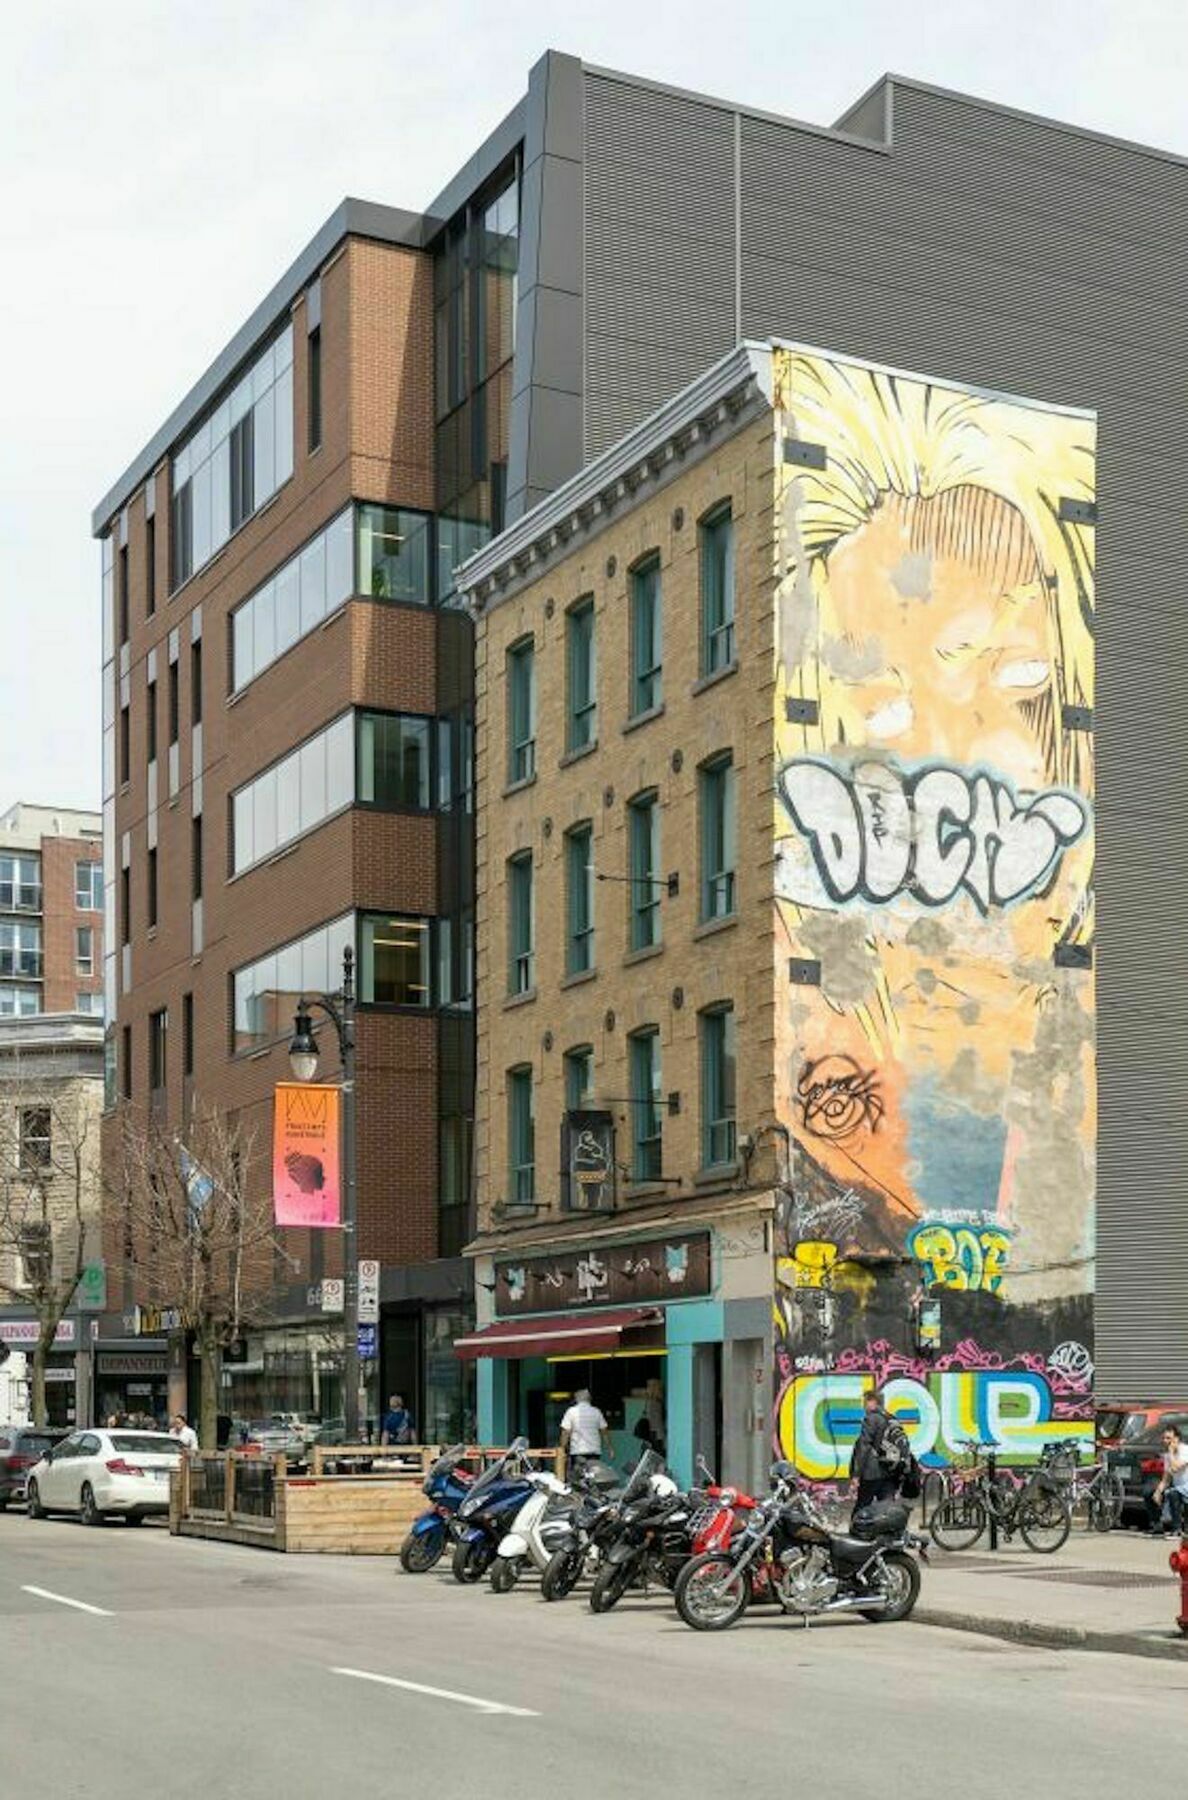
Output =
[{"x1": 454, "y1": 1307, "x2": 664, "y2": 1361}]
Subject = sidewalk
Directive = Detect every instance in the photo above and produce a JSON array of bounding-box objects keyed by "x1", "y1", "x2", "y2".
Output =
[{"x1": 915, "y1": 1525, "x2": 1188, "y2": 1660}]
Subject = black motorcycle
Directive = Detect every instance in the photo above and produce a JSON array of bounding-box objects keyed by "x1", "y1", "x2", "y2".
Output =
[
  {"x1": 588, "y1": 1455, "x2": 699, "y2": 1613},
  {"x1": 674, "y1": 1462, "x2": 927, "y2": 1631}
]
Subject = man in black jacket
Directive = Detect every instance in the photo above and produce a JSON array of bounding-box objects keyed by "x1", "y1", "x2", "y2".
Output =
[{"x1": 850, "y1": 1389, "x2": 900, "y2": 1511}]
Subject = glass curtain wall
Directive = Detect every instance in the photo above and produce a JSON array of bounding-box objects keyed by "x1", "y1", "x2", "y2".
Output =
[{"x1": 434, "y1": 162, "x2": 520, "y2": 596}]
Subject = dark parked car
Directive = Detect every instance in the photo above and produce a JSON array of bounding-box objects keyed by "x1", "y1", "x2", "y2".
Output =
[
  {"x1": 0, "y1": 1426, "x2": 67, "y2": 1508},
  {"x1": 1105, "y1": 1411, "x2": 1188, "y2": 1527}
]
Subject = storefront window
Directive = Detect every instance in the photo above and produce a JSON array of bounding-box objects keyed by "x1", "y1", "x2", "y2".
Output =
[{"x1": 423, "y1": 1306, "x2": 476, "y2": 1445}]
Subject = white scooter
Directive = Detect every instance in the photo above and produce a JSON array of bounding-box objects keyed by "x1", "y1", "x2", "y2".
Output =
[{"x1": 489, "y1": 1469, "x2": 578, "y2": 1592}]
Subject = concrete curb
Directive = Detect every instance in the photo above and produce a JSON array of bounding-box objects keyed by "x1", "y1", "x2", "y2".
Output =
[{"x1": 914, "y1": 1605, "x2": 1188, "y2": 1663}]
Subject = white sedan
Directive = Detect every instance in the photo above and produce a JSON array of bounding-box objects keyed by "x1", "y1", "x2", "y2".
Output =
[{"x1": 26, "y1": 1428, "x2": 184, "y2": 1525}]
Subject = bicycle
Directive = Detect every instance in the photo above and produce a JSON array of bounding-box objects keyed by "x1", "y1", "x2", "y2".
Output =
[
  {"x1": 930, "y1": 1439, "x2": 1071, "y2": 1553},
  {"x1": 1037, "y1": 1440, "x2": 1124, "y2": 1532}
]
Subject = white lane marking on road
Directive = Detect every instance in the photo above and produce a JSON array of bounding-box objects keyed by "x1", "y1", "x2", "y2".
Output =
[
  {"x1": 22, "y1": 1585, "x2": 113, "y2": 1617},
  {"x1": 331, "y1": 1666, "x2": 538, "y2": 1717}
]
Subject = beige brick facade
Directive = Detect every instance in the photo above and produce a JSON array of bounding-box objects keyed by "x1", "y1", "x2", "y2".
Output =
[{"x1": 474, "y1": 413, "x2": 781, "y2": 1227}]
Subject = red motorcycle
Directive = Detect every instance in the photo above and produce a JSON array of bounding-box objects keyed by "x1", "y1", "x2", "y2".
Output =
[{"x1": 689, "y1": 1469, "x2": 776, "y2": 1599}]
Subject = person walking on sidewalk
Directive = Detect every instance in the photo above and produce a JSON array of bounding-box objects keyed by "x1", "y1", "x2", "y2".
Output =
[
  {"x1": 1150, "y1": 1423, "x2": 1188, "y2": 1535},
  {"x1": 850, "y1": 1388, "x2": 909, "y2": 1513},
  {"x1": 560, "y1": 1389, "x2": 611, "y2": 1478}
]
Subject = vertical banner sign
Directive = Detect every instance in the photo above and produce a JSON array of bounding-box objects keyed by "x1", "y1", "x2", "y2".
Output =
[
  {"x1": 358, "y1": 1259, "x2": 380, "y2": 1324},
  {"x1": 273, "y1": 1082, "x2": 342, "y2": 1228}
]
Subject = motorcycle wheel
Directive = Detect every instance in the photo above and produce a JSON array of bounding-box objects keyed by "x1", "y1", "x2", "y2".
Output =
[
  {"x1": 589, "y1": 1561, "x2": 633, "y2": 1614},
  {"x1": 451, "y1": 1538, "x2": 492, "y2": 1584},
  {"x1": 860, "y1": 1549, "x2": 921, "y2": 1623},
  {"x1": 930, "y1": 1494, "x2": 988, "y2": 1553},
  {"x1": 541, "y1": 1548, "x2": 584, "y2": 1602},
  {"x1": 399, "y1": 1528, "x2": 445, "y2": 1574},
  {"x1": 1019, "y1": 1491, "x2": 1071, "y2": 1553},
  {"x1": 674, "y1": 1554, "x2": 751, "y2": 1631},
  {"x1": 488, "y1": 1556, "x2": 521, "y2": 1594}
]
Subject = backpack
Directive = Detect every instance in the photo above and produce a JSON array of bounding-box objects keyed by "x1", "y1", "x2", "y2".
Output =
[
  {"x1": 876, "y1": 1419, "x2": 910, "y2": 1475},
  {"x1": 898, "y1": 1453, "x2": 923, "y2": 1501}
]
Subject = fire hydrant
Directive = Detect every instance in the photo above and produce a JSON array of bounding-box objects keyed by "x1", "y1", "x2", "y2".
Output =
[{"x1": 1169, "y1": 1536, "x2": 1188, "y2": 1635}]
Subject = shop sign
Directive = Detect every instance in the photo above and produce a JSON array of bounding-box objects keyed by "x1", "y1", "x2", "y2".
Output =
[
  {"x1": 44, "y1": 1368, "x2": 77, "y2": 1384},
  {"x1": 97, "y1": 1354, "x2": 168, "y2": 1377},
  {"x1": 0, "y1": 1319, "x2": 76, "y2": 1346},
  {"x1": 560, "y1": 1111, "x2": 616, "y2": 1213},
  {"x1": 78, "y1": 1263, "x2": 107, "y2": 1311},
  {"x1": 495, "y1": 1232, "x2": 712, "y2": 1316},
  {"x1": 273, "y1": 1082, "x2": 341, "y2": 1228},
  {"x1": 358, "y1": 1260, "x2": 380, "y2": 1324},
  {"x1": 125, "y1": 1306, "x2": 181, "y2": 1336}
]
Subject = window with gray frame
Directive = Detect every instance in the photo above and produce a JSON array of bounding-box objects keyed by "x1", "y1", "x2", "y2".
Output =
[
  {"x1": 18, "y1": 1107, "x2": 51, "y2": 1171},
  {"x1": 231, "y1": 714, "x2": 353, "y2": 875},
  {"x1": 171, "y1": 326, "x2": 294, "y2": 591},
  {"x1": 358, "y1": 712, "x2": 433, "y2": 811},
  {"x1": 566, "y1": 599, "x2": 597, "y2": 752},
  {"x1": 230, "y1": 508, "x2": 353, "y2": 692},
  {"x1": 699, "y1": 502, "x2": 735, "y2": 676},
  {"x1": 564, "y1": 1045, "x2": 593, "y2": 1112},
  {"x1": 358, "y1": 504, "x2": 431, "y2": 603},
  {"x1": 630, "y1": 554, "x2": 662, "y2": 715},
  {"x1": 232, "y1": 914, "x2": 353, "y2": 1053},
  {"x1": 629, "y1": 1027, "x2": 662, "y2": 1183},
  {"x1": 565, "y1": 824, "x2": 594, "y2": 976},
  {"x1": 508, "y1": 1066, "x2": 535, "y2": 1205},
  {"x1": 0, "y1": 856, "x2": 40, "y2": 912},
  {"x1": 148, "y1": 1008, "x2": 168, "y2": 1095},
  {"x1": 0, "y1": 922, "x2": 41, "y2": 978},
  {"x1": 74, "y1": 860, "x2": 102, "y2": 910},
  {"x1": 358, "y1": 913, "x2": 433, "y2": 1007},
  {"x1": 700, "y1": 1005, "x2": 737, "y2": 1168},
  {"x1": 0, "y1": 986, "x2": 39, "y2": 1017},
  {"x1": 628, "y1": 791, "x2": 661, "y2": 951},
  {"x1": 507, "y1": 851, "x2": 534, "y2": 996},
  {"x1": 75, "y1": 927, "x2": 93, "y2": 976},
  {"x1": 699, "y1": 753, "x2": 737, "y2": 921},
  {"x1": 506, "y1": 638, "x2": 535, "y2": 784}
]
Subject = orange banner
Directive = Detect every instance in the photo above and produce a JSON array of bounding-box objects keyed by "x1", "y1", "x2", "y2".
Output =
[{"x1": 273, "y1": 1083, "x2": 341, "y2": 1228}]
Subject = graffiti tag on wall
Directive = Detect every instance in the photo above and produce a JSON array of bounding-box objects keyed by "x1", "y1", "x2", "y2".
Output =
[
  {"x1": 907, "y1": 1218, "x2": 1012, "y2": 1295},
  {"x1": 778, "y1": 760, "x2": 1088, "y2": 914}
]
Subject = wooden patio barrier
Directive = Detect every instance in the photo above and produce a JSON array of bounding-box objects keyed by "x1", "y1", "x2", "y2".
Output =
[{"x1": 171, "y1": 1443, "x2": 564, "y2": 1555}]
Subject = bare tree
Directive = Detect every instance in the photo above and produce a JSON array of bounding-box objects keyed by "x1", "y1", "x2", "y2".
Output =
[
  {"x1": 115, "y1": 1102, "x2": 293, "y2": 1448},
  {"x1": 0, "y1": 1063, "x2": 98, "y2": 1427}
]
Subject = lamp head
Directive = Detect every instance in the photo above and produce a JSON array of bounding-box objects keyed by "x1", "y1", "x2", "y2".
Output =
[{"x1": 288, "y1": 1004, "x2": 319, "y2": 1082}]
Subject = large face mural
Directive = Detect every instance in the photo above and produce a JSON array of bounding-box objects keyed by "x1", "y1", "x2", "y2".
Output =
[{"x1": 770, "y1": 347, "x2": 1096, "y2": 1474}]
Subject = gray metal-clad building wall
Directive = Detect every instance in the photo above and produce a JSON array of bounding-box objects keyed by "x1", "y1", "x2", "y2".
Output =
[{"x1": 576, "y1": 63, "x2": 1188, "y2": 1400}]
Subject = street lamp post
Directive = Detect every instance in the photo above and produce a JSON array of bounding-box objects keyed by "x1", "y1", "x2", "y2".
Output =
[{"x1": 289, "y1": 945, "x2": 360, "y2": 1444}]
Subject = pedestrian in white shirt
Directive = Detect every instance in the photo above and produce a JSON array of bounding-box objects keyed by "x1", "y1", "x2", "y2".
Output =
[
  {"x1": 1153, "y1": 1424, "x2": 1188, "y2": 1535},
  {"x1": 170, "y1": 1413, "x2": 199, "y2": 1453},
  {"x1": 560, "y1": 1389, "x2": 610, "y2": 1476}
]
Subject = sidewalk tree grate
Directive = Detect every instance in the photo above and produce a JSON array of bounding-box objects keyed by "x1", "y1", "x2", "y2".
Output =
[{"x1": 1017, "y1": 1568, "x2": 1169, "y2": 1589}]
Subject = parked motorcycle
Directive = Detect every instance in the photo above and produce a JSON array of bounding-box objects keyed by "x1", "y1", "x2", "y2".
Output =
[
  {"x1": 674, "y1": 1463, "x2": 927, "y2": 1631},
  {"x1": 588, "y1": 1451, "x2": 696, "y2": 1613},
  {"x1": 538, "y1": 1466, "x2": 626, "y2": 1601},
  {"x1": 398, "y1": 1445, "x2": 474, "y2": 1573},
  {"x1": 451, "y1": 1437, "x2": 538, "y2": 1584},
  {"x1": 489, "y1": 1468, "x2": 576, "y2": 1592}
]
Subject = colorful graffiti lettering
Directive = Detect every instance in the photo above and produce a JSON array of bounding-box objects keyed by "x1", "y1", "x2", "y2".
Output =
[
  {"x1": 776, "y1": 1248, "x2": 875, "y2": 1304},
  {"x1": 776, "y1": 1369, "x2": 1093, "y2": 1479},
  {"x1": 778, "y1": 759, "x2": 1088, "y2": 915},
  {"x1": 907, "y1": 1219, "x2": 1012, "y2": 1295}
]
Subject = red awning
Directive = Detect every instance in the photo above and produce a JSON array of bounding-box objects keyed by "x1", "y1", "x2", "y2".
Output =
[{"x1": 453, "y1": 1307, "x2": 663, "y2": 1361}]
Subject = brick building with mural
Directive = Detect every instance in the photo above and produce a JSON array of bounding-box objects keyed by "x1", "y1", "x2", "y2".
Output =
[{"x1": 458, "y1": 337, "x2": 1097, "y2": 1486}]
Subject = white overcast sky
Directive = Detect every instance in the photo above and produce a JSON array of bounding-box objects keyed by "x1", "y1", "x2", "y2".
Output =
[{"x1": 4, "y1": 0, "x2": 1186, "y2": 810}]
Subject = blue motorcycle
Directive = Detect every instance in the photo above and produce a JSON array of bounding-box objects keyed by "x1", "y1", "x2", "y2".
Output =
[
  {"x1": 451, "y1": 1437, "x2": 537, "y2": 1584},
  {"x1": 399, "y1": 1445, "x2": 475, "y2": 1573}
]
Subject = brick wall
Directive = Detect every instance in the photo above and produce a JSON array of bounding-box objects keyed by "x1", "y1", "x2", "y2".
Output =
[
  {"x1": 475, "y1": 413, "x2": 779, "y2": 1231},
  {"x1": 100, "y1": 231, "x2": 447, "y2": 1305},
  {"x1": 41, "y1": 836, "x2": 103, "y2": 1015}
]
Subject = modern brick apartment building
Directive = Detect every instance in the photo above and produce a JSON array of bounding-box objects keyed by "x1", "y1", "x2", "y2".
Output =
[
  {"x1": 0, "y1": 804, "x2": 103, "y2": 1022},
  {"x1": 94, "y1": 50, "x2": 1188, "y2": 1435}
]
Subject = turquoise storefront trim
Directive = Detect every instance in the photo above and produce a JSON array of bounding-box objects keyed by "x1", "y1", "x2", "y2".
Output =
[{"x1": 664, "y1": 1301, "x2": 723, "y2": 1488}]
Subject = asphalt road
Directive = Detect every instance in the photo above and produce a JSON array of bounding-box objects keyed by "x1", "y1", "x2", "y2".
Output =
[{"x1": 3, "y1": 1511, "x2": 1185, "y2": 1799}]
